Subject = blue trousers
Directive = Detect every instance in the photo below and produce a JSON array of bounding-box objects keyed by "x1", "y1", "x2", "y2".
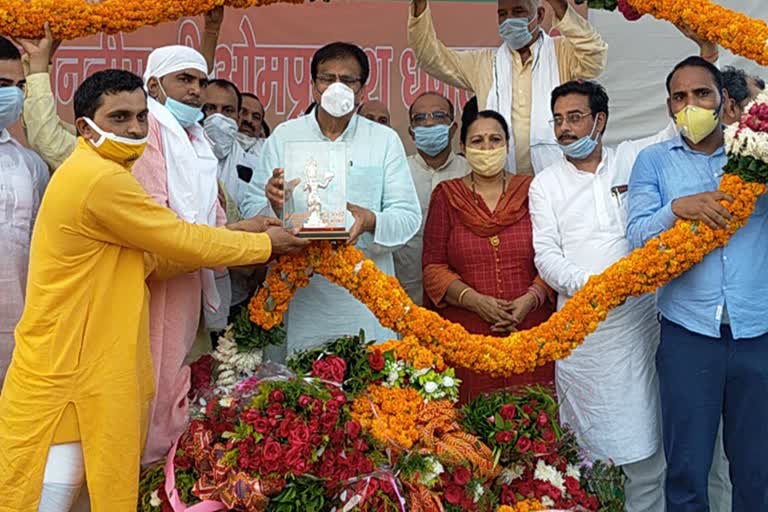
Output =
[{"x1": 657, "y1": 318, "x2": 768, "y2": 511}]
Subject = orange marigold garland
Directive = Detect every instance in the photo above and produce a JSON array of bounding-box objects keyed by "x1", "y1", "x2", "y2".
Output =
[
  {"x1": 497, "y1": 500, "x2": 546, "y2": 512},
  {"x1": 623, "y1": 0, "x2": 768, "y2": 65},
  {"x1": 350, "y1": 385, "x2": 422, "y2": 451},
  {"x1": 0, "y1": 0, "x2": 305, "y2": 40},
  {"x1": 251, "y1": 92, "x2": 768, "y2": 378},
  {"x1": 372, "y1": 337, "x2": 447, "y2": 372}
]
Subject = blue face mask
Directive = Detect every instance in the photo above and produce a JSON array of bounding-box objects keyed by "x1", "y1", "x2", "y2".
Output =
[
  {"x1": 165, "y1": 97, "x2": 204, "y2": 127},
  {"x1": 414, "y1": 124, "x2": 451, "y2": 157},
  {"x1": 499, "y1": 16, "x2": 536, "y2": 50},
  {"x1": 0, "y1": 86, "x2": 24, "y2": 131},
  {"x1": 158, "y1": 82, "x2": 203, "y2": 127},
  {"x1": 559, "y1": 116, "x2": 601, "y2": 160}
]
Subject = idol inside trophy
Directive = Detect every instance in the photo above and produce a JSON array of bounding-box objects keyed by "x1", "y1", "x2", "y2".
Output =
[{"x1": 283, "y1": 141, "x2": 350, "y2": 239}]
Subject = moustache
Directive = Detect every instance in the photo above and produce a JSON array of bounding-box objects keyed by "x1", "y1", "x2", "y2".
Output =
[
  {"x1": 558, "y1": 134, "x2": 577, "y2": 144},
  {"x1": 241, "y1": 121, "x2": 256, "y2": 130}
]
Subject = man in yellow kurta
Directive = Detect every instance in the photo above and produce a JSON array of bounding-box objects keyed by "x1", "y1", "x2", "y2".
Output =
[
  {"x1": 408, "y1": 0, "x2": 607, "y2": 175},
  {"x1": 0, "y1": 69, "x2": 307, "y2": 511}
]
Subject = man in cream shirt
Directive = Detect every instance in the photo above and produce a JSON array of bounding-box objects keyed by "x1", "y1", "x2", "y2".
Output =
[
  {"x1": 408, "y1": 0, "x2": 607, "y2": 175},
  {"x1": 394, "y1": 92, "x2": 467, "y2": 305}
]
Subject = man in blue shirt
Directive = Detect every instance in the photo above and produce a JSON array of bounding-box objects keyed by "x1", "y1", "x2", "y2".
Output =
[{"x1": 627, "y1": 56, "x2": 768, "y2": 511}]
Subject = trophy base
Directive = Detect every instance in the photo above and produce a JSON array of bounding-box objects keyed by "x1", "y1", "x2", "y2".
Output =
[{"x1": 298, "y1": 228, "x2": 350, "y2": 241}]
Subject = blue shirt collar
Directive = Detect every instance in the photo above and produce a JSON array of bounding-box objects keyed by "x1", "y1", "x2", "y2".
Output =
[{"x1": 669, "y1": 133, "x2": 726, "y2": 157}]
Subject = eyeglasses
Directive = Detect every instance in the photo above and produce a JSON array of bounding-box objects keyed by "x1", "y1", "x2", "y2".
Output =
[
  {"x1": 550, "y1": 112, "x2": 594, "y2": 127},
  {"x1": 315, "y1": 73, "x2": 363, "y2": 92},
  {"x1": 411, "y1": 111, "x2": 452, "y2": 126}
]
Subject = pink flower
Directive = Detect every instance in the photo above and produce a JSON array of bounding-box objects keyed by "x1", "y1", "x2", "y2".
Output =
[
  {"x1": 345, "y1": 420, "x2": 362, "y2": 440},
  {"x1": 500, "y1": 404, "x2": 516, "y2": 421},
  {"x1": 262, "y1": 438, "x2": 283, "y2": 462},
  {"x1": 618, "y1": 0, "x2": 643, "y2": 21},
  {"x1": 515, "y1": 436, "x2": 532, "y2": 453},
  {"x1": 266, "y1": 402, "x2": 283, "y2": 417},
  {"x1": 443, "y1": 485, "x2": 464, "y2": 505},
  {"x1": 452, "y1": 466, "x2": 471, "y2": 486},
  {"x1": 311, "y1": 355, "x2": 347, "y2": 383},
  {"x1": 288, "y1": 423, "x2": 310, "y2": 446},
  {"x1": 495, "y1": 430, "x2": 515, "y2": 444},
  {"x1": 368, "y1": 350, "x2": 385, "y2": 371}
]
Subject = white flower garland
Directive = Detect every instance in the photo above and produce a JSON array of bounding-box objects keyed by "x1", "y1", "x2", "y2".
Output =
[
  {"x1": 725, "y1": 91, "x2": 768, "y2": 161},
  {"x1": 212, "y1": 326, "x2": 263, "y2": 394}
]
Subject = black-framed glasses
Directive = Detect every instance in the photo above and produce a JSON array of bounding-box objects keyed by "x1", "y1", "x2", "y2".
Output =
[
  {"x1": 411, "y1": 111, "x2": 452, "y2": 126},
  {"x1": 550, "y1": 112, "x2": 594, "y2": 127},
  {"x1": 315, "y1": 73, "x2": 363, "y2": 92}
]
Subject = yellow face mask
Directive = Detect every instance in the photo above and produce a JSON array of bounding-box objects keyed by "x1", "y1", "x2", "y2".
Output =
[
  {"x1": 83, "y1": 117, "x2": 148, "y2": 167},
  {"x1": 465, "y1": 146, "x2": 508, "y2": 177},
  {"x1": 674, "y1": 105, "x2": 721, "y2": 144}
]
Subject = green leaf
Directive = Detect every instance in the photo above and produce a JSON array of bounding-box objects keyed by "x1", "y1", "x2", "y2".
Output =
[{"x1": 232, "y1": 306, "x2": 286, "y2": 350}]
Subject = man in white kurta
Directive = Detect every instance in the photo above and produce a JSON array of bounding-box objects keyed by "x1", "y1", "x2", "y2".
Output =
[
  {"x1": 529, "y1": 80, "x2": 674, "y2": 511},
  {"x1": 0, "y1": 41, "x2": 49, "y2": 384},
  {"x1": 407, "y1": 0, "x2": 607, "y2": 175},
  {"x1": 0, "y1": 126, "x2": 49, "y2": 385},
  {"x1": 241, "y1": 43, "x2": 421, "y2": 357}
]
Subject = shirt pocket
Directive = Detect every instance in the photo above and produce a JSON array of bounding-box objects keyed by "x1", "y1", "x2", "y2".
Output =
[
  {"x1": 0, "y1": 170, "x2": 34, "y2": 237},
  {"x1": 609, "y1": 184, "x2": 629, "y2": 231},
  {"x1": 347, "y1": 164, "x2": 384, "y2": 212}
]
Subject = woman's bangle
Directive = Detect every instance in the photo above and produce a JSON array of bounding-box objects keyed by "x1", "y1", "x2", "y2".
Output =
[
  {"x1": 457, "y1": 287, "x2": 471, "y2": 305},
  {"x1": 526, "y1": 285, "x2": 545, "y2": 310}
]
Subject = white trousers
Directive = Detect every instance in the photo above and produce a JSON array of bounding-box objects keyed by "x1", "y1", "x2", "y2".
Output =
[
  {"x1": 38, "y1": 443, "x2": 85, "y2": 512},
  {"x1": 623, "y1": 447, "x2": 666, "y2": 512}
]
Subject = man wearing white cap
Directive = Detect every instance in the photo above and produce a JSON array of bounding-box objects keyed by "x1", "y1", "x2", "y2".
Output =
[{"x1": 132, "y1": 45, "x2": 260, "y2": 465}]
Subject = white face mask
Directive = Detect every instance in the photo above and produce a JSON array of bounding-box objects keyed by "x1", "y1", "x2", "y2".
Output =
[
  {"x1": 203, "y1": 113, "x2": 238, "y2": 160},
  {"x1": 320, "y1": 82, "x2": 355, "y2": 118},
  {"x1": 236, "y1": 132, "x2": 262, "y2": 152}
]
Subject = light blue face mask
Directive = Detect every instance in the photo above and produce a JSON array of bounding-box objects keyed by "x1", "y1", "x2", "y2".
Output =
[
  {"x1": 158, "y1": 82, "x2": 203, "y2": 127},
  {"x1": 559, "y1": 116, "x2": 601, "y2": 160},
  {"x1": 165, "y1": 97, "x2": 204, "y2": 127},
  {"x1": 499, "y1": 16, "x2": 536, "y2": 50},
  {"x1": 414, "y1": 124, "x2": 451, "y2": 157},
  {"x1": 0, "y1": 86, "x2": 24, "y2": 131}
]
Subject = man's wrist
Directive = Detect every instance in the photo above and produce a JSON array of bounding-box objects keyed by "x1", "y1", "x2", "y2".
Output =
[
  {"x1": 28, "y1": 58, "x2": 49, "y2": 75},
  {"x1": 412, "y1": 0, "x2": 428, "y2": 18},
  {"x1": 701, "y1": 44, "x2": 719, "y2": 63},
  {"x1": 548, "y1": 0, "x2": 569, "y2": 20}
]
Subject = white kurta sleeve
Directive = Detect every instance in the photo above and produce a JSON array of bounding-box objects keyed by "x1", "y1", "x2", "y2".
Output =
[
  {"x1": 29, "y1": 154, "x2": 49, "y2": 221},
  {"x1": 615, "y1": 121, "x2": 677, "y2": 169},
  {"x1": 529, "y1": 175, "x2": 591, "y2": 298},
  {"x1": 369, "y1": 131, "x2": 421, "y2": 251}
]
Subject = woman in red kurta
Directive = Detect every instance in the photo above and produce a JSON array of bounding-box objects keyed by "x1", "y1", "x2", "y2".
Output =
[{"x1": 422, "y1": 110, "x2": 554, "y2": 403}]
